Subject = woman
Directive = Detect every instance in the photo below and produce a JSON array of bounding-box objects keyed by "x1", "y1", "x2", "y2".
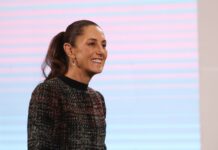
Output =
[{"x1": 28, "y1": 20, "x2": 107, "y2": 149}]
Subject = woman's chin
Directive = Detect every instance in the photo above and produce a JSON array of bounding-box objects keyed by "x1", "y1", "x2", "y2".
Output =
[
  {"x1": 88, "y1": 69, "x2": 103, "y2": 76},
  {"x1": 93, "y1": 69, "x2": 103, "y2": 75}
]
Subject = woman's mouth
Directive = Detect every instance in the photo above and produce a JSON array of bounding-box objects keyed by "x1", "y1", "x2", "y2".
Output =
[{"x1": 92, "y1": 58, "x2": 103, "y2": 64}]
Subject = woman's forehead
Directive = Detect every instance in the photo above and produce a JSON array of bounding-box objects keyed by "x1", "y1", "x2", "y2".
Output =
[{"x1": 80, "y1": 25, "x2": 106, "y2": 40}]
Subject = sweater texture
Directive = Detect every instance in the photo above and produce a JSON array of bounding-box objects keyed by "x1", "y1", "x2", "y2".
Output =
[{"x1": 28, "y1": 76, "x2": 106, "y2": 150}]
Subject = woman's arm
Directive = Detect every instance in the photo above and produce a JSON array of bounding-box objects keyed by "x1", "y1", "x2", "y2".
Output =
[
  {"x1": 28, "y1": 83, "x2": 60, "y2": 150},
  {"x1": 96, "y1": 91, "x2": 106, "y2": 118}
]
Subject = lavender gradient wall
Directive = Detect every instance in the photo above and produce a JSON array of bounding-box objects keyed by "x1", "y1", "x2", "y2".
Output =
[{"x1": 0, "y1": 0, "x2": 200, "y2": 149}]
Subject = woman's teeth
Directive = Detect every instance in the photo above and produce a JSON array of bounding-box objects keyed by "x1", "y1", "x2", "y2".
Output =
[{"x1": 92, "y1": 59, "x2": 102, "y2": 63}]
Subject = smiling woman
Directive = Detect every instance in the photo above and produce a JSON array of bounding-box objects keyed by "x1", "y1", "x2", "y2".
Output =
[
  {"x1": 63, "y1": 25, "x2": 107, "y2": 83},
  {"x1": 27, "y1": 20, "x2": 107, "y2": 149}
]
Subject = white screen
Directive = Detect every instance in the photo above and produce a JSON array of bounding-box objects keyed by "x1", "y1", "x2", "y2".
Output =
[{"x1": 0, "y1": 0, "x2": 200, "y2": 149}]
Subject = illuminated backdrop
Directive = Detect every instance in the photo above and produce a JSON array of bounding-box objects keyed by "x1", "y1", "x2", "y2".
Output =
[{"x1": 0, "y1": 0, "x2": 200, "y2": 149}]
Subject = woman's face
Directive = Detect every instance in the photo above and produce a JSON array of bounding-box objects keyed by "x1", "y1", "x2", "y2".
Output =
[{"x1": 73, "y1": 25, "x2": 107, "y2": 76}]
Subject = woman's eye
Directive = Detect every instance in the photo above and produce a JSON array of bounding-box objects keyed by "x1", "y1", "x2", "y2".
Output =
[
  {"x1": 102, "y1": 44, "x2": 106, "y2": 48},
  {"x1": 88, "y1": 43, "x2": 95, "y2": 46}
]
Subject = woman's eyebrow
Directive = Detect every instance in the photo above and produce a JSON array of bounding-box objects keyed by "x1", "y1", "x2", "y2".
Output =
[
  {"x1": 88, "y1": 38, "x2": 106, "y2": 43},
  {"x1": 88, "y1": 38, "x2": 97, "y2": 41}
]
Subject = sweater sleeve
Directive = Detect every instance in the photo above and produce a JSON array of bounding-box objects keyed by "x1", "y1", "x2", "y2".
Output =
[
  {"x1": 27, "y1": 83, "x2": 60, "y2": 150},
  {"x1": 96, "y1": 91, "x2": 106, "y2": 118}
]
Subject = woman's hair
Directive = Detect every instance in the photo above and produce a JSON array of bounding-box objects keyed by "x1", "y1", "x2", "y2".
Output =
[{"x1": 41, "y1": 20, "x2": 98, "y2": 81}]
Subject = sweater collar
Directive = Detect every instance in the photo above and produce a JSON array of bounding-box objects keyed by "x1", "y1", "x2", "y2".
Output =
[{"x1": 58, "y1": 75, "x2": 88, "y2": 91}]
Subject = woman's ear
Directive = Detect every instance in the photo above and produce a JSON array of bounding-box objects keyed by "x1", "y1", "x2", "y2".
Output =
[{"x1": 63, "y1": 43, "x2": 75, "y2": 58}]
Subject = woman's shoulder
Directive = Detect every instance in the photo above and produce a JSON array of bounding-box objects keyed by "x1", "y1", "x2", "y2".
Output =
[
  {"x1": 87, "y1": 87, "x2": 104, "y2": 99},
  {"x1": 29, "y1": 78, "x2": 63, "y2": 112},
  {"x1": 32, "y1": 77, "x2": 61, "y2": 94}
]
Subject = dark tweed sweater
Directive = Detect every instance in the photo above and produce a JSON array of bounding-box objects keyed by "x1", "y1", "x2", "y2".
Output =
[{"x1": 28, "y1": 76, "x2": 106, "y2": 150}]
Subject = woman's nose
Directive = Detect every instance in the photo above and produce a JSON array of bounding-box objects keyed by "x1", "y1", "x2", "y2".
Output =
[{"x1": 96, "y1": 45, "x2": 106, "y2": 54}]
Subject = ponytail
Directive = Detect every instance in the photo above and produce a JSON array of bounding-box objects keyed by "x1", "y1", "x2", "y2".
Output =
[{"x1": 41, "y1": 32, "x2": 68, "y2": 81}]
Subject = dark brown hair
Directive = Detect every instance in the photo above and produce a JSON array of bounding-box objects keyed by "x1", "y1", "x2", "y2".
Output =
[{"x1": 41, "y1": 20, "x2": 98, "y2": 81}]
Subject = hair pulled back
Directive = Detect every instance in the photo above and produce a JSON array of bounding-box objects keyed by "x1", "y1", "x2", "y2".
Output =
[{"x1": 42, "y1": 20, "x2": 98, "y2": 81}]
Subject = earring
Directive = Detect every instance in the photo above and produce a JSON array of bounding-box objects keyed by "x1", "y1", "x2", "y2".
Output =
[{"x1": 72, "y1": 59, "x2": 76, "y2": 66}]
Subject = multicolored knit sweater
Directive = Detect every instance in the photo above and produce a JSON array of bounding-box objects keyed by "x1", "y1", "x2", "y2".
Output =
[{"x1": 28, "y1": 76, "x2": 106, "y2": 149}]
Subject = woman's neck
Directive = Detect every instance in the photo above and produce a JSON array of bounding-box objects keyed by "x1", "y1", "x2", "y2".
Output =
[{"x1": 65, "y1": 69, "x2": 93, "y2": 84}]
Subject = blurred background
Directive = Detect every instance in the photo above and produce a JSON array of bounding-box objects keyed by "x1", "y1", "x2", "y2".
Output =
[{"x1": 0, "y1": 0, "x2": 216, "y2": 150}]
